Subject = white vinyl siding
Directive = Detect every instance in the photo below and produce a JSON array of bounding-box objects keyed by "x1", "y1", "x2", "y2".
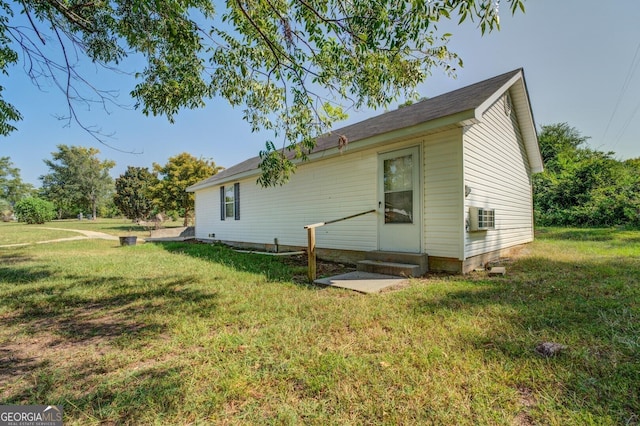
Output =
[
  {"x1": 463, "y1": 92, "x2": 534, "y2": 258},
  {"x1": 423, "y1": 128, "x2": 464, "y2": 259},
  {"x1": 195, "y1": 129, "x2": 470, "y2": 259},
  {"x1": 194, "y1": 185, "x2": 218, "y2": 235},
  {"x1": 195, "y1": 149, "x2": 381, "y2": 251}
]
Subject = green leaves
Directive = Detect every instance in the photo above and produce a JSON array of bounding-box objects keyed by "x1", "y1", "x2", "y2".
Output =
[
  {"x1": 257, "y1": 142, "x2": 296, "y2": 187},
  {"x1": 14, "y1": 197, "x2": 56, "y2": 224},
  {"x1": 534, "y1": 123, "x2": 640, "y2": 227},
  {"x1": 114, "y1": 166, "x2": 158, "y2": 221},
  {"x1": 0, "y1": 156, "x2": 33, "y2": 211},
  {"x1": 208, "y1": 0, "x2": 517, "y2": 185},
  {"x1": 1, "y1": 0, "x2": 526, "y2": 186},
  {"x1": 39, "y1": 145, "x2": 115, "y2": 218},
  {"x1": 152, "y1": 153, "x2": 221, "y2": 225}
]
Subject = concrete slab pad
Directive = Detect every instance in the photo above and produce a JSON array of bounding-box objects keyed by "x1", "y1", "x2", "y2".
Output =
[{"x1": 314, "y1": 271, "x2": 408, "y2": 294}]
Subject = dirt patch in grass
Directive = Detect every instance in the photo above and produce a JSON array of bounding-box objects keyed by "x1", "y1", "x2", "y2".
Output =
[
  {"x1": 283, "y1": 254, "x2": 356, "y2": 282},
  {"x1": 511, "y1": 384, "x2": 537, "y2": 425},
  {"x1": 513, "y1": 411, "x2": 535, "y2": 426},
  {"x1": 0, "y1": 302, "x2": 169, "y2": 402},
  {"x1": 0, "y1": 329, "x2": 104, "y2": 401}
]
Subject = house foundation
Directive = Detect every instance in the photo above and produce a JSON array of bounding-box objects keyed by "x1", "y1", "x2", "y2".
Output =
[{"x1": 198, "y1": 239, "x2": 530, "y2": 275}]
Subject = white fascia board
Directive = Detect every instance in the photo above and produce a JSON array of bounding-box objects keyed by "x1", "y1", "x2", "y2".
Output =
[
  {"x1": 473, "y1": 70, "x2": 543, "y2": 174},
  {"x1": 186, "y1": 170, "x2": 257, "y2": 192},
  {"x1": 187, "y1": 110, "x2": 477, "y2": 191},
  {"x1": 474, "y1": 71, "x2": 523, "y2": 120},
  {"x1": 512, "y1": 80, "x2": 544, "y2": 173}
]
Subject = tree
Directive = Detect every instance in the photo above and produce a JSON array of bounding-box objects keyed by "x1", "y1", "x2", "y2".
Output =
[
  {"x1": 40, "y1": 145, "x2": 115, "y2": 219},
  {"x1": 533, "y1": 123, "x2": 640, "y2": 227},
  {"x1": 0, "y1": 0, "x2": 525, "y2": 185},
  {"x1": 152, "y1": 153, "x2": 221, "y2": 226},
  {"x1": 114, "y1": 166, "x2": 158, "y2": 221},
  {"x1": 14, "y1": 197, "x2": 56, "y2": 224},
  {"x1": 0, "y1": 198, "x2": 11, "y2": 221},
  {"x1": 0, "y1": 156, "x2": 34, "y2": 206},
  {"x1": 537, "y1": 122, "x2": 590, "y2": 174}
]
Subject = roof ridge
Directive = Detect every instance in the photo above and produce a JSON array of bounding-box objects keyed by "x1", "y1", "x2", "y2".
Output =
[{"x1": 188, "y1": 68, "x2": 525, "y2": 189}]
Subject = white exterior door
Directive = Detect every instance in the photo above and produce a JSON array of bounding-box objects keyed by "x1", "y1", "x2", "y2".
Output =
[{"x1": 378, "y1": 146, "x2": 421, "y2": 252}]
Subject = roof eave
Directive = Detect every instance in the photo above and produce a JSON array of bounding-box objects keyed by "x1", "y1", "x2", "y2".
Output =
[
  {"x1": 188, "y1": 110, "x2": 479, "y2": 190},
  {"x1": 473, "y1": 70, "x2": 543, "y2": 173}
]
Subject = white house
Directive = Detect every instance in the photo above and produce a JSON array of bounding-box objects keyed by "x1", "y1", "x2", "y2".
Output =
[{"x1": 187, "y1": 69, "x2": 543, "y2": 274}]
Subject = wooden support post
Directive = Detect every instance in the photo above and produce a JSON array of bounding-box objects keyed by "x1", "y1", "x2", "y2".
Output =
[
  {"x1": 303, "y1": 209, "x2": 376, "y2": 282},
  {"x1": 307, "y1": 226, "x2": 316, "y2": 282}
]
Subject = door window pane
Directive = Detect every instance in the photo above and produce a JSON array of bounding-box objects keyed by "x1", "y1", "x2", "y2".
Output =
[
  {"x1": 384, "y1": 155, "x2": 413, "y2": 191},
  {"x1": 385, "y1": 190, "x2": 413, "y2": 223},
  {"x1": 384, "y1": 154, "x2": 413, "y2": 224}
]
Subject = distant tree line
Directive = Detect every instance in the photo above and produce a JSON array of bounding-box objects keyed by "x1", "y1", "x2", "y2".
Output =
[
  {"x1": 115, "y1": 153, "x2": 221, "y2": 226},
  {"x1": 534, "y1": 123, "x2": 640, "y2": 227},
  {"x1": 0, "y1": 156, "x2": 35, "y2": 221},
  {"x1": 1, "y1": 147, "x2": 220, "y2": 224}
]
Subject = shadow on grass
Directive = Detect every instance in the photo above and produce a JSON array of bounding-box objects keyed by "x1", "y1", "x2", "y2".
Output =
[
  {"x1": 0, "y1": 267, "x2": 219, "y2": 409},
  {"x1": 0, "y1": 250, "x2": 54, "y2": 284},
  {"x1": 412, "y1": 251, "x2": 640, "y2": 422},
  {"x1": 0, "y1": 265, "x2": 53, "y2": 284},
  {"x1": 1, "y1": 274, "x2": 219, "y2": 329},
  {"x1": 0, "y1": 251, "x2": 34, "y2": 264},
  {"x1": 156, "y1": 241, "x2": 313, "y2": 284},
  {"x1": 0, "y1": 241, "x2": 323, "y2": 421},
  {"x1": 73, "y1": 366, "x2": 187, "y2": 424},
  {"x1": 0, "y1": 348, "x2": 44, "y2": 388},
  {"x1": 8, "y1": 363, "x2": 187, "y2": 425}
]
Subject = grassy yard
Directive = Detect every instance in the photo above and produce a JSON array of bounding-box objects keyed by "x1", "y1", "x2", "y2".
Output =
[
  {"x1": 0, "y1": 222, "x2": 83, "y2": 245},
  {"x1": 45, "y1": 217, "x2": 184, "y2": 237},
  {"x1": 0, "y1": 218, "x2": 185, "y2": 245},
  {"x1": 0, "y1": 224, "x2": 638, "y2": 424}
]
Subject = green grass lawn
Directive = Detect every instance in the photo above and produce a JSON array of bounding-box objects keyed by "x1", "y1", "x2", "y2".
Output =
[
  {"x1": 0, "y1": 218, "x2": 184, "y2": 245},
  {"x1": 0, "y1": 222, "x2": 83, "y2": 245},
  {"x1": 33, "y1": 217, "x2": 185, "y2": 238},
  {"x1": 0, "y1": 224, "x2": 638, "y2": 424}
]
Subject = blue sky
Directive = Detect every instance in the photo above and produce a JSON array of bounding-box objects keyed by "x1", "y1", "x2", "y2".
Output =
[{"x1": 2, "y1": 0, "x2": 640, "y2": 186}]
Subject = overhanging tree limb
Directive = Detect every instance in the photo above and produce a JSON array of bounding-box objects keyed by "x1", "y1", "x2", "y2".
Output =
[{"x1": 1, "y1": 0, "x2": 525, "y2": 184}]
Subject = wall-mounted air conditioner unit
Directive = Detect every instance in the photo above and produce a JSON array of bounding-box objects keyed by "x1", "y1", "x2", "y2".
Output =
[{"x1": 469, "y1": 207, "x2": 495, "y2": 232}]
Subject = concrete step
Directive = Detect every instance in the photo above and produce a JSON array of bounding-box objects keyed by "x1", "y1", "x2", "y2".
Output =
[
  {"x1": 365, "y1": 251, "x2": 428, "y2": 269},
  {"x1": 357, "y1": 260, "x2": 423, "y2": 277}
]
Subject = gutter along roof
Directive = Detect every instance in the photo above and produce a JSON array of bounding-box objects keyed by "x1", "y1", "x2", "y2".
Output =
[{"x1": 188, "y1": 68, "x2": 541, "y2": 191}]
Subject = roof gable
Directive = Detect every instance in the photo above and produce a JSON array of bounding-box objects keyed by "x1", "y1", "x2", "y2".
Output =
[{"x1": 188, "y1": 68, "x2": 541, "y2": 191}]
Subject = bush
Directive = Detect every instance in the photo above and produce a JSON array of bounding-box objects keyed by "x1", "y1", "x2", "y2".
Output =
[
  {"x1": 99, "y1": 198, "x2": 122, "y2": 218},
  {"x1": 533, "y1": 123, "x2": 640, "y2": 228},
  {"x1": 166, "y1": 210, "x2": 180, "y2": 222},
  {"x1": 14, "y1": 197, "x2": 56, "y2": 224},
  {"x1": 0, "y1": 198, "x2": 12, "y2": 222}
]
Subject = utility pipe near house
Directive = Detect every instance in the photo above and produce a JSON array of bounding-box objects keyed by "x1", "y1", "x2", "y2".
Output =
[{"x1": 304, "y1": 209, "x2": 377, "y2": 281}]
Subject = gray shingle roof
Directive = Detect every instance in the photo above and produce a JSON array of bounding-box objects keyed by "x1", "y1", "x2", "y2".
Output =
[{"x1": 190, "y1": 68, "x2": 523, "y2": 188}]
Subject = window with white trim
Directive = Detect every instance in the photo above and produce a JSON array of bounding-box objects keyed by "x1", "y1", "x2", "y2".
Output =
[{"x1": 220, "y1": 183, "x2": 240, "y2": 220}]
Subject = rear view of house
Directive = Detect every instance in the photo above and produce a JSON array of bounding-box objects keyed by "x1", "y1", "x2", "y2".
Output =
[{"x1": 187, "y1": 69, "x2": 543, "y2": 273}]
